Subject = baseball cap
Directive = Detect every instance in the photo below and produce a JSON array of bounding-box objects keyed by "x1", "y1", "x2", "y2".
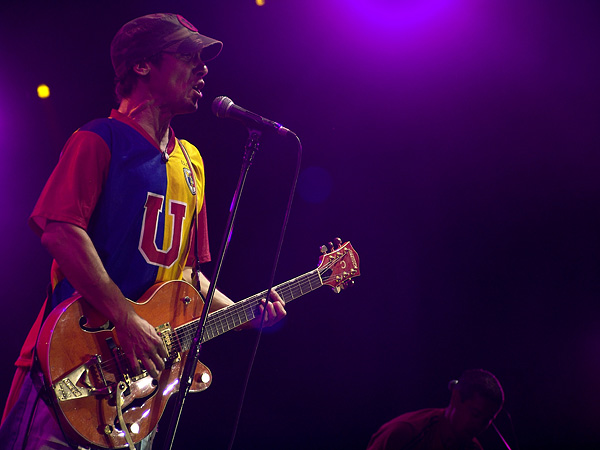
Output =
[{"x1": 111, "y1": 13, "x2": 223, "y2": 80}]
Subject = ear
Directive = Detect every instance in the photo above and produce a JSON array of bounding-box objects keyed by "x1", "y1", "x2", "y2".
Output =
[
  {"x1": 132, "y1": 61, "x2": 151, "y2": 76},
  {"x1": 449, "y1": 387, "x2": 462, "y2": 406}
]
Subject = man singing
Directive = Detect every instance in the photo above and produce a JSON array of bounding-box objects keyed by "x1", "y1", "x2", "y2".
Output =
[{"x1": 0, "y1": 13, "x2": 286, "y2": 449}]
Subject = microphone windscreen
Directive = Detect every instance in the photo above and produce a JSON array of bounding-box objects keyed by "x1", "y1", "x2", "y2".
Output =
[{"x1": 212, "y1": 96, "x2": 233, "y2": 118}]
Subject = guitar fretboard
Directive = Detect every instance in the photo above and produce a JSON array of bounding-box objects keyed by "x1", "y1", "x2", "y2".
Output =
[{"x1": 173, "y1": 269, "x2": 324, "y2": 352}]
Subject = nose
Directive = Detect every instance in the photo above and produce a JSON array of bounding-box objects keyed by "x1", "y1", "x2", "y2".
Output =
[{"x1": 195, "y1": 63, "x2": 208, "y2": 78}]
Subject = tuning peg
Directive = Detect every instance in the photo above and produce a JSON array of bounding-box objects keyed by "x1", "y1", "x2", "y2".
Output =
[
  {"x1": 334, "y1": 237, "x2": 342, "y2": 248},
  {"x1": 328, "y1": 241, "x2": 334, "y2": 252},
  {"x1": 320, "y1": 245, "x2": 328, "y2": 254}
]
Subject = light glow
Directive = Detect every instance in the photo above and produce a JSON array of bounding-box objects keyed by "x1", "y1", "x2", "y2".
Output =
[
  {"x1": 163, "y1": 379, "x2": 179, "y2": 396},
  {"x1": 37, "y1": 84, "x2": 50, "y2": 99},
  {"x1": 336, "y1": 0, "x2": 455, "y2": 31}
]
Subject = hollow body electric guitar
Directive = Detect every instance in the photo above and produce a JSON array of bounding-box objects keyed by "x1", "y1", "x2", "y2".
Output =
[{"x1": 36, "y1": 241, "x2": 360, "y2": 449}]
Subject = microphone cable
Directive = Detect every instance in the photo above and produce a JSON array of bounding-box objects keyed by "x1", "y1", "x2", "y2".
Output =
[{"x1": 227, "y1": 130, "x2": 302, "y2": 450}]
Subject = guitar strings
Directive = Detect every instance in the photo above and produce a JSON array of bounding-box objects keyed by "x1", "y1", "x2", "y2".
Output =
[
  {"x1": 86, "y1": 252, "x2": 346, "y2": 381},
  {"x1": 174, "y1": 268, "x2": 324, "y2": 351},
  {"x1": 174, "y1": 254, "x2": 342, "y2": 347},
  {"x1": 172, "y1": 249, "x2": 348, "y2": 349}
]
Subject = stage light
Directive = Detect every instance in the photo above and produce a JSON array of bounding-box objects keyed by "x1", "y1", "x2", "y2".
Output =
[
  {"x1": 339, "y1": 0, "x2": 454, "y2": 31},
  {"x1": 255, "y1": 0, "x2": 266, "y2": 6},
  {"x1": 37, "y1": 84, "x2": 50, "y2": 99}
]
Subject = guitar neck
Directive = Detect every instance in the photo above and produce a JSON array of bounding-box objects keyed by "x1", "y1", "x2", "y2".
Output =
[{"x1": 174, "y1": 269, "x2": 324, "y2": 351}]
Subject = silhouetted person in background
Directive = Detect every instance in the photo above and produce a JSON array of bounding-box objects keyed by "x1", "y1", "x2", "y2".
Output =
[{"x1": 367, "y1": 369, "x2": 504, "y2": 450}]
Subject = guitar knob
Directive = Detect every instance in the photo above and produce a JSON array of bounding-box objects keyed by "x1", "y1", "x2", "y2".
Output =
[
  {"x1": 328, "y1": 242, "x2": 334, "y2": 252},
  {"x1": 320, "y1": 245, "x2": 328, "y2": 254},
  {"x1": 334, "y1": 237, "x2": 342, "y2": 248}
]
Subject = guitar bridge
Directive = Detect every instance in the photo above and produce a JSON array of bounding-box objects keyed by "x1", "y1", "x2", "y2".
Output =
[
  {"x1": 157, "y1": 323, "x2": 180, "y2": 366},
  {"x1": 53, "y1": 355, "x2": 111, "y2": 402}
]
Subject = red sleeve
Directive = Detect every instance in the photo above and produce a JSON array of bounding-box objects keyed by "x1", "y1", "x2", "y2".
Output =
[
  {"x1": 186, "y1": 198, "x2": 211, "y2": 266},
  {"x1": 14, "y1": 300, "x2": 48, "y2": 368},
  {"x1": 29, "y1": 130, "x2": 111, "y2": 236}
]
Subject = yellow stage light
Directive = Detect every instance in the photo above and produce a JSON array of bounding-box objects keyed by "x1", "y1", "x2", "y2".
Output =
[
  {"x1": 256, "y1": 0, "x2": 266, "y2": 6},
  {"x1": 37, "y1": 84, "x2": 50, "y2": 99}
]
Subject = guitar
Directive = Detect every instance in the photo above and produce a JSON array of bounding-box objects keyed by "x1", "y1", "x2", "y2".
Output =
[{"x1": 36, "y1": 240, "x2": 360, "y2": 449}]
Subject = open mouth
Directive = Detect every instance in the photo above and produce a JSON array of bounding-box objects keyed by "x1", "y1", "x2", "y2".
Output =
[
  {"x1": 191, "y1": 85, "x2": 202, "y2": 100},
  {"x1": 192, "y1": 80, "x2": 205, "y2": 95}
]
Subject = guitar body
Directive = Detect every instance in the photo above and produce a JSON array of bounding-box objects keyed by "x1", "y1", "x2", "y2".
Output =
[
  {"x1": 36, "y1": 280, "x2": 212, "y2": 449},
  {"x1": 35, "y1": 240, "x2": 360, "y2": 449}
]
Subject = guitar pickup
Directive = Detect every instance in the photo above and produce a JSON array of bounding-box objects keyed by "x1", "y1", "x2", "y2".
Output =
[
  {"x1": 52, "y1": 355, "x2": 112, "y2": 402},
  {"x1": 157, "y1": 323, "x2": 180, "y2": 365}
]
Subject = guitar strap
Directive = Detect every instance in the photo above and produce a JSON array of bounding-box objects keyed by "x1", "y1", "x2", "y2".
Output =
[{"x1": 178, "y1": 139, "x2": 204, "y2": 295}]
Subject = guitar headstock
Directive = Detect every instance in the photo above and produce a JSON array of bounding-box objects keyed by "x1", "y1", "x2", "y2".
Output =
[{"x1": 317, "y1": 238, "x2": 360, "y2": 293}]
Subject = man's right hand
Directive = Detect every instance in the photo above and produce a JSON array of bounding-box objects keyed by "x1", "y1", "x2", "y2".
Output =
[{"x1": 116, "y1": 311, "x2": 168, "y2": 379}]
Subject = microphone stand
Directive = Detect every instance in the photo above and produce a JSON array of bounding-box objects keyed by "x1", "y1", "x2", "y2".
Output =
[
  {"x1": 162, "y1": 129, "x2": 263, "y2": 450},
  {"x1": 492, "y1": 422, "x2": 513, "y2": 450}
]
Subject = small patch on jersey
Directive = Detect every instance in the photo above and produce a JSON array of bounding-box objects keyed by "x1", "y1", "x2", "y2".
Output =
[{"x1": 183, "y1": 167, "x2": 196, "y2": 195}]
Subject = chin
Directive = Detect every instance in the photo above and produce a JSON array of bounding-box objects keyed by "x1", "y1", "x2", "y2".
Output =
[{"x1": 175, "y1": 103, "x2": 199, "y2": 115}]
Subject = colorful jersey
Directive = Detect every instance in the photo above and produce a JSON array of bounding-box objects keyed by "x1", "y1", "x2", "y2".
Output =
[{"x1": 19, "y1": 110, "x2": 210, "y2": 367}]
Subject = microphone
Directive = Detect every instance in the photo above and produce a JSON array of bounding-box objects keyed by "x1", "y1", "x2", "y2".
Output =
[{"x1": 212, "y1": 96, "x2": 291, "y2": 136}]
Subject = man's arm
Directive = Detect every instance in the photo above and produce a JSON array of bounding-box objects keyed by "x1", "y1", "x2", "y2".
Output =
[
  {"x1": 41, "y1": 221, "x2": 168, "y2": 379},
  {"x1": 367, "y1": 421, "x2": 419, "y2": 450}
]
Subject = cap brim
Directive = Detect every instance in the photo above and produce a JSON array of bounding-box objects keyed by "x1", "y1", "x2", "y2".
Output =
[{"x1": 176, "y1": 34, "x2": 223, "y2": 62}]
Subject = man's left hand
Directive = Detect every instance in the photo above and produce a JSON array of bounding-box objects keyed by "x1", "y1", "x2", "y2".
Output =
[{"x1": 244, "y1": 290, "x2": 287, "y2": 330}]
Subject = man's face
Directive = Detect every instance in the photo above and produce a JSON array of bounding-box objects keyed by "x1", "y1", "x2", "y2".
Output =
[
  {"x1": 147, "y1": 51, "x2": 208, "y2": 115},
  {"x1": 448, "y1": 392, "x2": 499, "y2": 442}
]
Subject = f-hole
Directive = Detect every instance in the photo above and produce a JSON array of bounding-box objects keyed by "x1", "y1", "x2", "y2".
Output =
[{"x1": 79, "y1": 315, "x2": 115, "y2": 332}]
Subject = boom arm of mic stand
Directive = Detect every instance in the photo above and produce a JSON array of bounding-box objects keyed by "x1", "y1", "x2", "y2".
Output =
[
  {"x1": 162, "y1": 129, "x2": 263, "y2": 450},
  {"x1": 492, "y1": 422, "x2": 513, "y2": 450}
]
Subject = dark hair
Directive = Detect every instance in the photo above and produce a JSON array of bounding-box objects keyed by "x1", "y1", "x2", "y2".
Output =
[
  {"x1": 114, "y1": 52, "x2": 164, "y2": 102},
  {"x1": 455, "y1": 369, "x2": 504, "y2": 410}
]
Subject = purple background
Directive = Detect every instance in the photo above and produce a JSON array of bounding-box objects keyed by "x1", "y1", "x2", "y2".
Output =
[{"x1": 1, "y1": 0, "x2": 599, "y2": 448}]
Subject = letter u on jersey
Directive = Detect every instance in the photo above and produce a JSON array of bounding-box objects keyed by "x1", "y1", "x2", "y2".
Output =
[{"x1": 138, "y1": 193, "x2": 187, "y2": 268}]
